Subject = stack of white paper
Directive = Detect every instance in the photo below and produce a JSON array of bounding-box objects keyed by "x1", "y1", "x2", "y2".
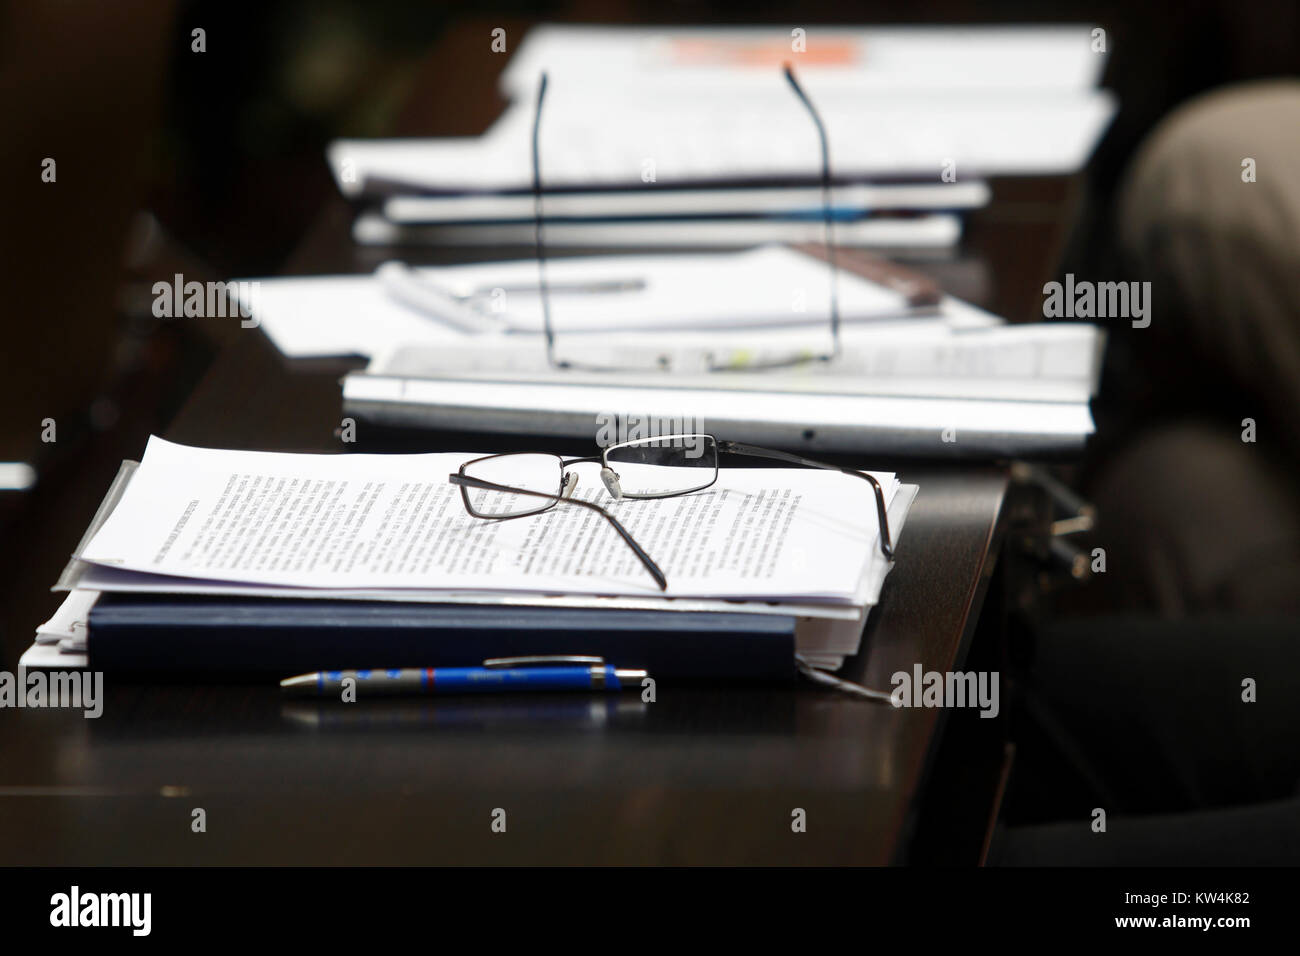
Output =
[
  {"x1": 22, "y1": 437, "x2": 919, "y2": 672},
  {"x1": 245, "y1": 245, "x2": 991, "y2": 359},
  {"x1": 326, "y1": 24, "x2": 1116, "y2": 249},
  {"x1": 233, "y1": 244, "x2": 1102, "y2": 456}
]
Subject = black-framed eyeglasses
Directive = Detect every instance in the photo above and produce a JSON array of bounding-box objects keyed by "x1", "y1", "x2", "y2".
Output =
[
  {"x1": 531, "y1": 64, "x2": 841, "y2": 373},
  {"x1": 447, "y1": 435, "x2": 893, "y2": 592}
]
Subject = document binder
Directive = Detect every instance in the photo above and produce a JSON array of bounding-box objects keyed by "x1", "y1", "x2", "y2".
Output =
[{"x1": 87, "y1": 594, "x2": 799, "y2": 680}]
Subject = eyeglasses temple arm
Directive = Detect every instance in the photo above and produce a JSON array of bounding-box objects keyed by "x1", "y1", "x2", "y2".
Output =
[
  {"x1": 594, "y1": 511, "x2": 669, "y2": 591},
  {"x1": 715, "y1": 441, "x2": 893, "y2": 560},
  {"x1": 448, "y1": 473, "x2": 669, "y2": 590}
]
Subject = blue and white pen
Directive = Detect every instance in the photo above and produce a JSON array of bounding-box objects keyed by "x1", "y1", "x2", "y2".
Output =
[{"x1": 279, "y1": 656, "x2": 649, "y2": 697}]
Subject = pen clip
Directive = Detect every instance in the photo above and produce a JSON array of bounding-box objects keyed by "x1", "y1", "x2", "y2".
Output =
[{"x1": 482, "y1": 655, "x2": 605, "y2": 669}]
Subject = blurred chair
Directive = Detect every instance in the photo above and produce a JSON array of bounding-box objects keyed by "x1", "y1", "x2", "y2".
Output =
[{"x1": 1094, "y1": 80, "x2": 1300, "y2": 615}]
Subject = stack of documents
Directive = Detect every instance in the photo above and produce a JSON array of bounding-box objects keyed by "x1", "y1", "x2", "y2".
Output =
[
  {"x1": 23, "y1": 437, "x2": 918, "y2": 679},
  {"x1": 329, "y1": 24, "x2": 1116, "y2": 249},
  {"x1": 250, "y1": 245, "x2": 971, "y2": 356},
  {"x1": 237, "y1": 244, "x2": 1104, "y2": 456}
]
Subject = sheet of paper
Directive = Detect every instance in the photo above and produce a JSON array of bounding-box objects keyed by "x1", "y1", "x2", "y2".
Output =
[
  {"x1": 78, "y1": 438, "x2": 898, "y2": 601},
  {"x1": 368, "y1": 322, "x2": 1102, "y2": 403},
  {"x1": 327, "y1": 89, "x2": 1115, "y2": 194},
  {"x1": 499, "y1": 25, "x2": 1110, "y2": 97},
  {"x1": 71, "y1": 565, "x2": 856, "y2": 619},
  {"x1": 381, "y1": 182, "x2": 990, "y2": 222},
  {"x1": 71, "y1": 483, "x2": 919, "y2": 625},
  {"x1": 34, "y1": 589, "x2": 100, "y2": 645},
  {"x1": 237, "y1": 272, "x2": 465, "y2": 359},
  {"x1": 403, "y1": 245, "x2": 913, "y2": 334},
  {"x1": 18, "y1": 643, "x2": 88, "y2": 670},
  {"x1": 350, "y1": 211, "x2": 965, "y2": 249},
  {"x1": 244, "y1": 244, "x2": 995, "y2": 359},
  {"x1": 345, "y1": 374, "x2": 1095, "y2": 438},
  {"x1": 329, "y1": 25, "x2": 1114, "y2": 195}
]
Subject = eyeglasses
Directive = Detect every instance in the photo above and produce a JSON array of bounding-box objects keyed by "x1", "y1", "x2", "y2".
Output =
[
  {"x1": 447, "y1": 435, "x2": 894, "y2": 591},
  {"x1": 531, "y1": 65, "x2": 841, "y2": 373}
]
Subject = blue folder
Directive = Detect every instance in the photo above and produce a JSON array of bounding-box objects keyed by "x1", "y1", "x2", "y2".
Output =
[{"x1": 87, "y1": 594, "x2": 798, "y2": 681}]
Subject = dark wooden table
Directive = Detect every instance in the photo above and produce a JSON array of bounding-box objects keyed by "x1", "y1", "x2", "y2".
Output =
[
  {"x1": 0, "y1": 430, "x2": 1008, "y2": 867},
  {"x1": 0, "y1": 26, "x2": 1084, "y2": 864},
  {"x1": 0, "y1": 286, "x2": 1013, "y2": 863},
  {"x1": 0, "y1": 209, "x2": 1055, "y2": 866}
]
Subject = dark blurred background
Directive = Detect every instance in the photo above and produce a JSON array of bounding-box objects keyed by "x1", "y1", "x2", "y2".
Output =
[
  {"x1": 4, "y1": 0, "x2": 1298, "y2": 472},
  {"x1": 2, "y1": 0, "x2": 1298, "y2": 861}
]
